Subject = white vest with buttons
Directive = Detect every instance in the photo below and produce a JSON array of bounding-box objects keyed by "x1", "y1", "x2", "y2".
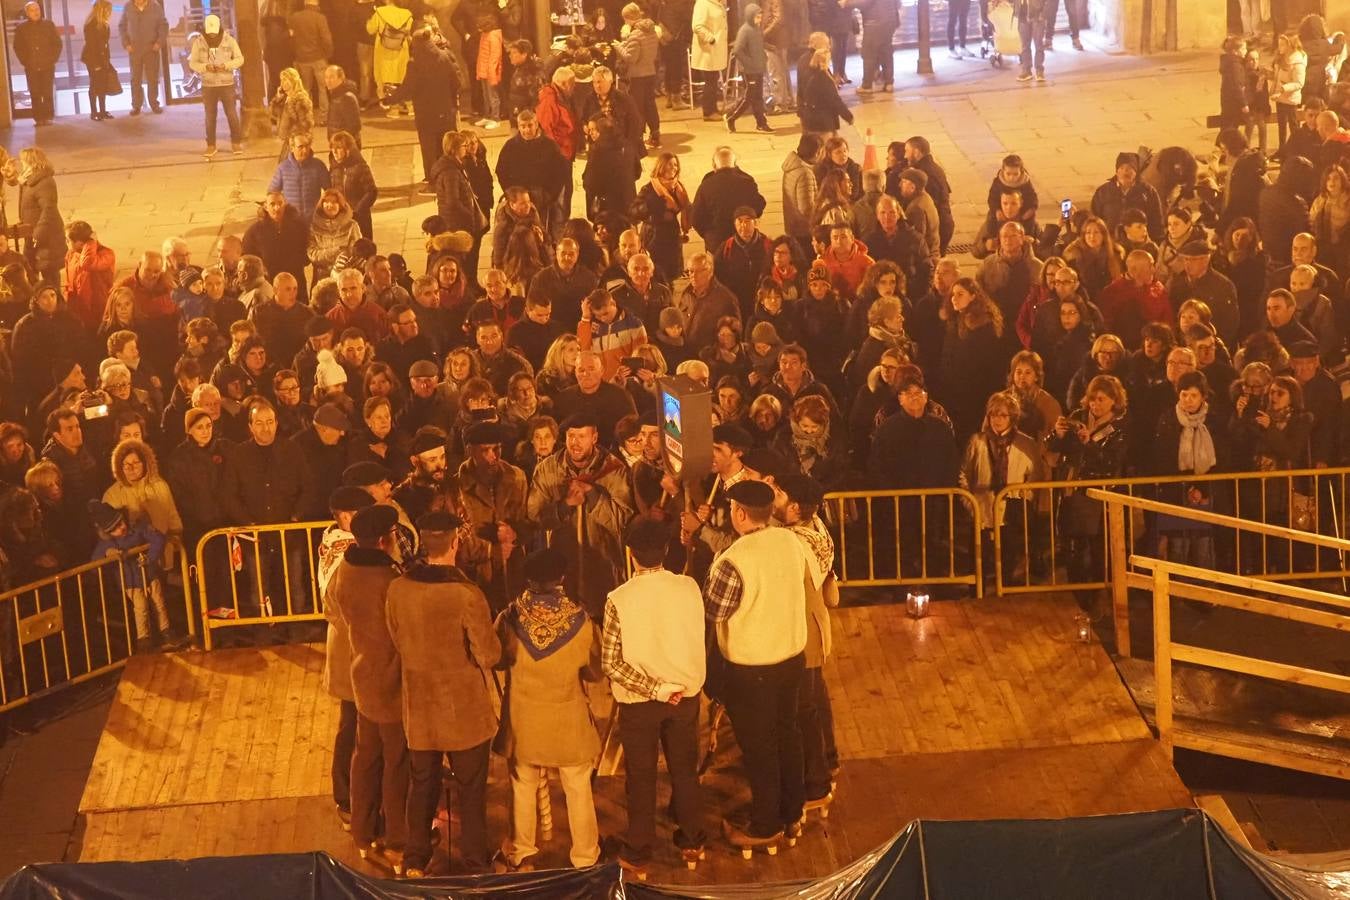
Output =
[{"x1": 714, "y1": 526, "x2": 810, "y2": 666}]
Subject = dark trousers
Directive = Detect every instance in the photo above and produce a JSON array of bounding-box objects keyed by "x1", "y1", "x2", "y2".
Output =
[
  {"x1": 85, "y1": 65, "x2": 108, "y2": 116},
  {"x1": 406, "y1": 740, "x2": 490, "y2": 870},
  {"x1": 727, "y1": 73, "x2": 767, "y2": 127},
  {"x1": 860, "y1": 26, "x2": 895, "y2": 88},
  {"x1": 662, "y1": 39, "x2": 689, "y2": 96},
  {"x1": 698, "y1": 68, "x2": 721, "y2": 116},
  {"x1": 352, "y1": 714, "x2": 410, "y2": 849},
  {"x1": 829, "y1": 31, "x2": 850, "y2": 79},
  {"x1": 416, "y1": 111, "x2": 452, "y2": 180},
  {"x1": 237, "y1": 530, "x2": 309, "y2": 616},
  {"x1": 333, "y1": 700, "x2": 358, "y2": 812},
  {"x1": 721, "y1": 652, "x2": 805, "y2": 837},
  {"x1": 629, "y1": 74, "x2": 661, "y2": 140},
  {"x1": 617, "y1": 695, "x2": 706, "y2": 860},
  {"x1": 129, "y1": 48, "x2": 160, "y2": 111},
  {"x1": 202, "y1": 84, "x2": 242, "y2": 147},
  {"x1": 948, "y1": 0, "x2": 971, "y2": 47},
  {"x1": 798, "y1": 666, "x2": 836, "y2": 800},
  {"x1": 1043, "y1": 0, "x2": 1083, "y2": 38},
  {"x1": 26, "y1": 67, "x2": 55, "y2": 121}
]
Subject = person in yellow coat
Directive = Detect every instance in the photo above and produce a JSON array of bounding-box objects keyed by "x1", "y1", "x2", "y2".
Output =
[{"x1": 366, "y1": 0, "x2": 414, "y2": 115}]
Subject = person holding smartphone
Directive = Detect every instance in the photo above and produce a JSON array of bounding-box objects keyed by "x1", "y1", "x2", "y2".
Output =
[{"x1": 577, "y1": 288, "x2": 649, "y2": 381}]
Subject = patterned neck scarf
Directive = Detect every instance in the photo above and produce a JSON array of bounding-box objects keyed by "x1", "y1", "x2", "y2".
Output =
[{"x1": 511, "y1": 585, "x2": 586, "y2": 661}]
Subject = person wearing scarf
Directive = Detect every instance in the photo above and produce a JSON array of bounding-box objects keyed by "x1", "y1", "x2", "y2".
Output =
[
  {"x1": 1151, "y1": 371, "x2": 1220, "y2": 567},
  {"x1": 493, "y1": 547, "x2": 602, "y2": 872},
  {"x1": 960, "y1": 392, "x2": 1044, "y2": 579},
  {"x1": 637, "y1": 153, "x2": 691, "y2": 281}
]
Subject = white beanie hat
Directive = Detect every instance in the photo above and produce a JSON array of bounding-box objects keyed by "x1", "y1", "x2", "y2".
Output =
[{"x1": 315, "y1": 349, "x2": 348, "y2": 390}]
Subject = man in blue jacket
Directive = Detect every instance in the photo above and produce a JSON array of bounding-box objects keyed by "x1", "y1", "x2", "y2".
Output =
[
  {"x1": 268, "y1": 132, "x2": 332, "y2": 224},
  {"x1": 119, "y1": 0, "x2": 168, "y2": 114}
]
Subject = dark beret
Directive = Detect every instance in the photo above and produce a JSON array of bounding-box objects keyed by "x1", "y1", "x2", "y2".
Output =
[
  {"x1": 342, "y1": 461, "x2": 392, "y2": 487},
  {"x1": 726, "y1": 479, "x2": 775, "y2": 507},
  {"x1": 350, "y1": 503, "x2": 398, "y2": 543}
]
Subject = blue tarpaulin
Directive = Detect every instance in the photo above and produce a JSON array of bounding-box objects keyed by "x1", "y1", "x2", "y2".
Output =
[{"x1": 2, "y1": 810, "x2": 1345, "y2": 899}]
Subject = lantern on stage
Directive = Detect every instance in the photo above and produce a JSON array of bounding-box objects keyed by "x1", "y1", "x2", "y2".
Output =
[
  {"x1": 1075, "y1": 613, "x2": 1092, "y2": 643},
  {"x1": 906, "y1": 591, "x2": 930, "y2": 618}
]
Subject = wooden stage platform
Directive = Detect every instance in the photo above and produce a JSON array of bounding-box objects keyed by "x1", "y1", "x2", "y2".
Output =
[{"x1": 73, "y1": 594, "x2": 1196, "y2": 885}]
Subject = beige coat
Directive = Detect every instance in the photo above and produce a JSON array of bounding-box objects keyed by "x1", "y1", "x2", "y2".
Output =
[
  {"x1": 386, "y1": 562, "x2": 502, "y2": 752},
  {"x1": 330, "y1": 546, "x2": 403, "y2": 724},
  {"x1": 495, "y1": 600, "x2": 602, "y2": 767}
]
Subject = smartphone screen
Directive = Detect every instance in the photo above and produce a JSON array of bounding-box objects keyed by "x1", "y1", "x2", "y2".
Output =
[{"x1": 1060, "y1": 199, "x2": 1072, "y2": 217}]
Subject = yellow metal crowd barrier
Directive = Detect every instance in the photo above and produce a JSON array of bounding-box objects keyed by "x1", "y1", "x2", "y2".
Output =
[
  {"x1": 1089, "y1": 489, "x2": 1350, "y2": 779},
  {"x1": 821, "y1": 487, "x2": 984, "y2": 596},
  {"x1": 990, "y1": 467, "x2": 1350, "y2": 600},
  {"x1": 193, "y1": 521, "x2": 334, "y2": 650},
  {"x1": 0, "y1": 544, "x2": 171, "y2": 714}
]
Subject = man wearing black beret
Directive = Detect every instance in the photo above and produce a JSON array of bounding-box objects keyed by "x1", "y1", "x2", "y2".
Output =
[
  {"x1": 526, "y1": 409, "x2": 634, "y2": 618},
  {"x1": 344, "y1": 460, "x2": 419, "y2": 564},
  {"x1": 448, "y1": 420, "x2": 531, "y2": 612},
  {"x1": 393, "y1": 429, "x2": 453, "y2": 524},
  {"x1": 386, "y1": 509, "x2": 501, "y2": 878},
  {"x1": 317, "y1": 484, "x2": 376, "y2": 835},
  {"x1": 326, "y1": 503, "x2": 409, "y2": 872},
  {"x1": 702, "y1": 476, "x2": 814, "y2": 854}
]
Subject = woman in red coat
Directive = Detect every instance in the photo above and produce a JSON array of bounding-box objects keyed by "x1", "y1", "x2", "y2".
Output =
[{"x1": 63, "y1": 221, "x2": 116, "y2": 331}]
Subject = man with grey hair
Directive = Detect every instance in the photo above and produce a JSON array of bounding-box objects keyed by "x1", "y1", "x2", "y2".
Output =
[
  {"x1": 691, "y1": 146, "x2": 767, "y2": 252},
  {"x1": 976, "y1": 221, "x2": 1043, "y2": 336},
  {"x1": 677, "y1": 252, "x2": 740, "y2": 348}
]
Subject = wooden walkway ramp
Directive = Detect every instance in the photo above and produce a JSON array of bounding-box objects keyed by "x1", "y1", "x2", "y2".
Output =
[{"x1": 74, "y1": 595, "x2": 1195, "y2": 885}]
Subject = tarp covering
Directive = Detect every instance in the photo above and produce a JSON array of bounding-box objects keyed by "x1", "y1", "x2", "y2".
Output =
[{"x1": 3, "y1": 810, "x2": 1346, "y2": 899}]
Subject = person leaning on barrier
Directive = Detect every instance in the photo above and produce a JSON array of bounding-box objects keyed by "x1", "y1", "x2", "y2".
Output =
[{"x1": 386, "y1": 510, "x2": 502, "y2": 878}]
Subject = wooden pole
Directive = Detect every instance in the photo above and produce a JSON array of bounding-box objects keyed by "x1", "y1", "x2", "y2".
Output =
[
  {"x1": 1152, "y1": 567, "x2": 1173, "y2": 760},
  {"x1": 1107, "y1": 498, "x2": 1131, "y2": 657},
  {"x1": 681, "y1": 475, "x2": 721, "y2": 575}
]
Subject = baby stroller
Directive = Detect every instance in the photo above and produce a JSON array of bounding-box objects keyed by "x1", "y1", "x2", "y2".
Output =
[{"x1": 981, "y1": 1, "x2": 1019, "y2": 68}]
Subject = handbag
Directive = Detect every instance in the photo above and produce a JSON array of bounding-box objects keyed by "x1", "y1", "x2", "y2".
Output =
[{"x1": 98, "y1": 66, "x2": 123, "y2": 96}]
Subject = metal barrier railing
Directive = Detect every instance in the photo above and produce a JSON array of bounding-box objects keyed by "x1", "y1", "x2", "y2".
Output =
[
  {"x1": 990, "y1": 467, "x2": 1350, "y2": 601},
  {"x1": 0, "y1": 544, "x2": 153, "y2": 714},
  {"x1": 822, "y1": 488, "x2": 984, "y2": 597},
  {"x1": 194, "y1": 521, "x2": 333, "y2": 651}
]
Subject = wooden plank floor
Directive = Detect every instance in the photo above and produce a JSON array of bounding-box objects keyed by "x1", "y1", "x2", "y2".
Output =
[{"x1": 72, "y1": 594, "x2": 1193, "y2": 885}]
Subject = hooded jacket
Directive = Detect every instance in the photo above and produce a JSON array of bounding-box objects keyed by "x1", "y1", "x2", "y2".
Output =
[
  {"x1": 103, "y1": 439, "x2": 183, "y2": 538},
  {"x1": 732, "y1": 5, "x2": 767, "y2": 74}
]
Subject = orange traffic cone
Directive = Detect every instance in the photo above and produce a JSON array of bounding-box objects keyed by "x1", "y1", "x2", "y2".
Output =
[{"x1": 862, "y1": 127, "x2": 878, "y2": 172}]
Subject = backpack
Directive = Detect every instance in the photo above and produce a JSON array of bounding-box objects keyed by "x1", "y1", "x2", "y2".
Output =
[{"x1": 378, "y1": 13, "x2": 410, "y2": 51}]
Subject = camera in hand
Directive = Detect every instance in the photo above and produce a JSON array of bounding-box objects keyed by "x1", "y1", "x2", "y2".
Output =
[{"x1": 79, "y1": 390, "x2": 111, "y2": 420}]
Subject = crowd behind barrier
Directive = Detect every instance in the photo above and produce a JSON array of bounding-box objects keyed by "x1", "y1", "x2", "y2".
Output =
[{"x1": 1, "y1": 5, "x2": 1349, "y2": 875}]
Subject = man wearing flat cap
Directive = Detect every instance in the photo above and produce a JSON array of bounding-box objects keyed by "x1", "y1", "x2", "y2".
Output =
[
  {"x1": 343, "y1": 461, "x2": 418, "y2": 563},
  {"x1": 702, "y1": 477, "x2": 812, "y2": 852},
  {"x1": 527, "y1": 411, "x2": 634, "y2": 618},
  {"x1": 448, "y1": 420, "x2": 531, "y2": 611},
  {"x1": 292, "y1": 401, "x2": 352, "y2": 520},
  {"x1": 326, "y1": 503, "x2": 410, "y2": 873},
  {"x1": 386, "y1": 510, "x2": 502, "y2": 878},
  {"x1": 1166, "y1": 240, "x2": 1238, "y2": 346},
  {"x1": 397, "y1": 361, "x2": 457, "y2": 437}
]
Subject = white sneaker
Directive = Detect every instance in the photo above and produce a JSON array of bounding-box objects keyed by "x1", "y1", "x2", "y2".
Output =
[{"x1": 483, "y1": 119, "x2": 501, "y2": 129}]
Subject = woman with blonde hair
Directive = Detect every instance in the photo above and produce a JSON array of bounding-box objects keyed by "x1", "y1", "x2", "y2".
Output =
[
  {"x1": 82, "y1": 0, "x2": 116, "y2": 121},
  {"x1": 636, "y1": 152, "x2": 690, "y2": 279},
  {"x1": 1269, "y1": 32, "x2": 1307, "y2": 152},
  {"x1": 536, "y1": 334, "x2": 581, "y2": 401},
  {"x1": 307, "y1": 188, "x2": 362, "y2": 280},
  {"x1": 17, "y1": 147, "x2": 64, "y2": 291},
  {"x1": 271, "y1": 67, "x2": 314, "y2": 161}
]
